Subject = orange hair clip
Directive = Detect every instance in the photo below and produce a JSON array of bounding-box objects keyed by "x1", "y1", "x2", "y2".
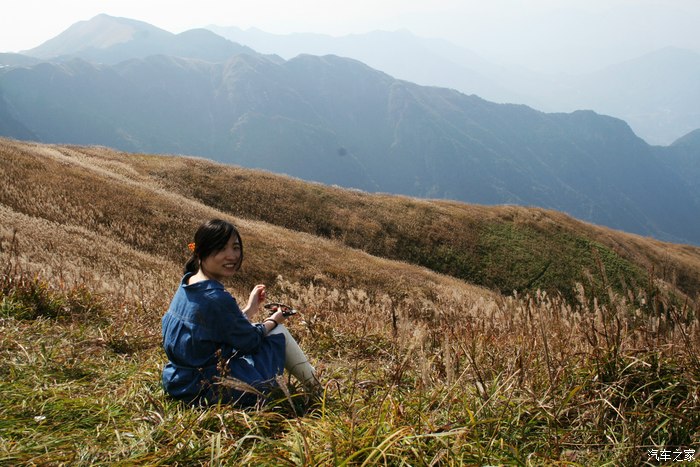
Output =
[{"x1": 188, "y1": 242, "x2": 196, "y2": 252}]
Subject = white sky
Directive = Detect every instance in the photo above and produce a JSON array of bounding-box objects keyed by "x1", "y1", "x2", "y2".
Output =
[{"x1": 2, "y1": 0, "x2": 699, "y2": 69}]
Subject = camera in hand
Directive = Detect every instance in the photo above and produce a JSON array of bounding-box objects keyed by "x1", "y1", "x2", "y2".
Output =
[{"x1": 264, "y1": 302, "x2": 297, "y2": 317}]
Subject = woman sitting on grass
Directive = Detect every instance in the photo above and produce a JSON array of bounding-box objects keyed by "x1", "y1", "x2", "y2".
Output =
[{"x1": 161, "y1": 218, "x2": 319, "y2": 406}]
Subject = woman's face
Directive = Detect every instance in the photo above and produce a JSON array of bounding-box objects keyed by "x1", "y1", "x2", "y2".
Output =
[{"x1": 199, "y1": 235, "x2": 242, "y2": 282}]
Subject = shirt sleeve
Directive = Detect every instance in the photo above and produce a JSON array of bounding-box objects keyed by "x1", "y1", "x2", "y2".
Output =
[{"x1": 205, "y1": 289, "x2": 266, "y2": 354}]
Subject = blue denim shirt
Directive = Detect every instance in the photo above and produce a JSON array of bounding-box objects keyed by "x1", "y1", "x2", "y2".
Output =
[{"x1": 161, "y1": 274, "x2": 285, "y2": 404}]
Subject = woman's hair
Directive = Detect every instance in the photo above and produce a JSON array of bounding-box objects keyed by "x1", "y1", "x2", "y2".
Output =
[{"x1": 184, "y1": 219, "x2": 244, "y2": 275}]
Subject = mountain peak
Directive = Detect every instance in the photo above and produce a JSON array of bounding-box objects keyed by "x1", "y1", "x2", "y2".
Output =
[
  {"x1": 24, "y1": 14, "x2": 172, "y2": 59},
  {"x1": 22, "y1": 15, "x2": 256, "y2": 65},
  {"x1": 671, "y1": 128, "x2": 700, "y2": 148}
]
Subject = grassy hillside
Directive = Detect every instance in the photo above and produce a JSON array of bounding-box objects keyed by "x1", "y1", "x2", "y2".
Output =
[
  {"x1": 1, "y1": 138, "x2": 699, "y2": 465},
  {"x1": 0, "y1": 138, "x2": 487, "y2": 296},
  {"x1": 77, "y1": 142, "x2": 700, "y2": 304}
]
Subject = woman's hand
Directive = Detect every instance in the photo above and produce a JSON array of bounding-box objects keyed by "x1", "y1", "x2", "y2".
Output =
[
  {"x1": 263, "y1": 309, "x2": 287, "y2": 334},
  {"x1": 269, "y1": 310, "x2": 287, "y2": 325},
  {"x1": 242, "y1": 284, "x2": 266, "y2": 318}
]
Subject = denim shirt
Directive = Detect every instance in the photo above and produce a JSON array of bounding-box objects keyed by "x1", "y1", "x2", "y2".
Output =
[{"x1": 161, "y1": 274, "x2": 285, "y2": 404}]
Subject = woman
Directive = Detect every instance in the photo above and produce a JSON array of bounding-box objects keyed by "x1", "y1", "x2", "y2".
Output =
[{"x1": 161, "y1": 218, "x2": 318, "y2": 406}]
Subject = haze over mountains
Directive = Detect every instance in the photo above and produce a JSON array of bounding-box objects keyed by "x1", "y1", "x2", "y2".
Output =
[
  {"x1": 1, "y1": 14, "x2": 699, "y2": 246},
  {"x1": 207, "y1": 25, "x2": 700, "y2": 146}
]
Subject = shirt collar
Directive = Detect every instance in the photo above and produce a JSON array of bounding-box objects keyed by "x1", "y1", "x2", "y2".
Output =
[{"x1": 181, "y1": 272, "x2": 224, "y2": 291}]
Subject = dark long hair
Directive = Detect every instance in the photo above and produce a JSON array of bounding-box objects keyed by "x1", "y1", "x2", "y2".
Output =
[{"x1": 184, "y1": 219, "x2": 244, "y2": 275}]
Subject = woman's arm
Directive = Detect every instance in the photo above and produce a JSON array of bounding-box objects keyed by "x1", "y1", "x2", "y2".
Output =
[
  {"x1": 241, "y1": 284, "x2": 266, "y2": 319},
  {"x1": 262, "y1": 310, "x2": 287, "y2": 334},
  {"x1": 209, "y1": 288, "x2": 285, "y2": 354}
]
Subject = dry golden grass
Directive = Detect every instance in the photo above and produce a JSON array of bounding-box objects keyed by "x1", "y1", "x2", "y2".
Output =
[
  {"x1": 1, "y1": 137, "x2": 699, "y2": 465},
  {"x1": 0, "y1": 138, "x2": 491, "y2": 298},
  {"x1": 72, "y1": 140, "x2": 700, "y2": 302},
  {"x1": 2, "y1": 254, "x2": 698, "y2": 465}
]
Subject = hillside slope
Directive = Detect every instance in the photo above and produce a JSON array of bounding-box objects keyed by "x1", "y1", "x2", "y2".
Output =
[
  {"x1": 117, "y1": 144, "x2": 700, "y2": 302},
  {"x1": 2, "y1": 138, "x2": 700, "y2": 465},
  {"x1": 3, "y1": 137, "x2": 698, "y2": 303},
  {"x1": 0, "y1": 137, "x2": 489, "y2": 301}
]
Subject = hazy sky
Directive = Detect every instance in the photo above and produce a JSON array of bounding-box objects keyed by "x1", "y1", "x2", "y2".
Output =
[{"x1": 2, "y1": 0, "x2": 699, "y2": 70}]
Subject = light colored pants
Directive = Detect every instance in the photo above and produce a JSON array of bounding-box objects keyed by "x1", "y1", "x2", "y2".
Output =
[{"x1": 269, "y1": 324, "x2": 318, "y2": 390}]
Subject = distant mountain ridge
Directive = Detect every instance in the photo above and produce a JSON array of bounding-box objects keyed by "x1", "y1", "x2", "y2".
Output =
[
  {"x1": 1, "y1": 15, "x2": 699, "y2": 246},
  {"x1": 546, "y1": 47, "x2": 700, "y2": 146},
  {"x1": 207, "y1": 26, "x2": 700, "y2": 145}
]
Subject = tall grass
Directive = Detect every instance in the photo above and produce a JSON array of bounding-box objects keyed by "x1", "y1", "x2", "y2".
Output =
[{"x1": 2, "y1": 255, "x2": 697, "y2": 465}]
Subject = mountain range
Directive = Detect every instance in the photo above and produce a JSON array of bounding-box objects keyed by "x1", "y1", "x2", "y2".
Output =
[
  {"x1": 1, "y1": 14, "x2": 699, "y2": 246},
  {"x1": 208, "y1": 25, "x2": 700, "y2": 146}
]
